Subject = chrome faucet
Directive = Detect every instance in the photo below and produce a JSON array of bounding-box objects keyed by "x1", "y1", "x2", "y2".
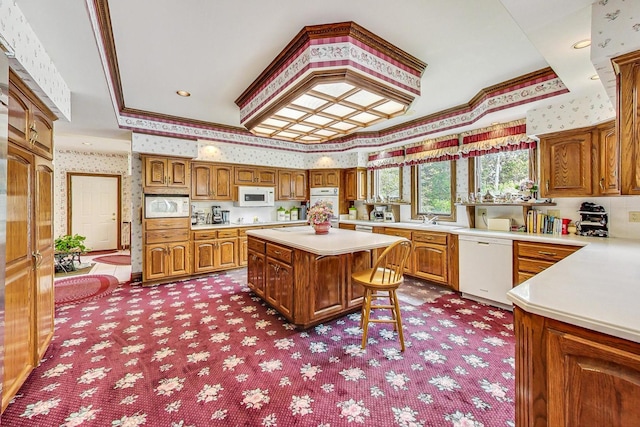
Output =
[{"x1": 422, "y1": 214, "x2": 439, "y2": 225}]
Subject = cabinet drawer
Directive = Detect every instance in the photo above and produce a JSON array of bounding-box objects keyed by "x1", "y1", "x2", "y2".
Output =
[
  {"x1": 266, "y1": 243, "x2": 293, "y2": 264},
  {"x1": 515, "y1": 241, "x2": 579, "y2": 262},
  {"x1": 193, "y1": 230, "x2": 217, "y2": 240},
  {"x1": 413, "y1": 231, "x2": 447, "y2": 245},
  {"x1": 248, "y1": 238, "x2": 265, "y2": 253},
  {"x1": 384, "y1": 228, "x2": 412, "y2": 240},
  {"x1": 218, "y1": 229, "x2": 238, "y2": 238},
  {"x1": 518, "y1": 258, "x2": 555, "y2": 275},
  {"x1": 146, "y1": 229, "x2": 189, "y2": 244},
  {"x1": 145, "y1": 218, "x2": 190, "y2": 230}
]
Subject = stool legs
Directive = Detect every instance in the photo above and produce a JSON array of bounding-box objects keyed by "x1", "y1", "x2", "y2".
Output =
[
  {"x1": 360, "y1": 287, "x2": 405, "y2": 352},
  {"x1": 361, "y1": 288, "x2": 372, "y2": 349}
]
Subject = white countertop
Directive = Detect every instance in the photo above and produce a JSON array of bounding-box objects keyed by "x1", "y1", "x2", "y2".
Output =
[
  {"x1": 191, "y1": 220, "x2": 308, "y2": 230},
  {"x1": 246, "y1": 226, "x2": 407, "y2": 256},
  {"x1": 338, "y1": 219, "x2": 464, "y2": 233}
]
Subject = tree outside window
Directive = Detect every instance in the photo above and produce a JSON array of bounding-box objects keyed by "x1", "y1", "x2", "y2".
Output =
[
  {"x1": 475, "y1": 150, "x2": 530, "y2": 195},
  {"x1": 415, "y1": 161, "x2": 453, "y2": 217},
  {"x1": 375, "y1": 168, "x2": 401, "y2": 200}
]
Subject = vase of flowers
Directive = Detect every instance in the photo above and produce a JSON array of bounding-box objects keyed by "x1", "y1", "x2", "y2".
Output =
[
  {"x1": 307, "y1": 200, "x2": 334, "y2": 234},
  {"x1": 516, "y1": 179, "x2": 538, "y2": 201}
]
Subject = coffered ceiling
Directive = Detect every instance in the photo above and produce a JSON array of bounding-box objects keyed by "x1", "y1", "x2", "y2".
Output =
[{"x1": 14, "y1": 0, "x2": 598, "y2": 153}]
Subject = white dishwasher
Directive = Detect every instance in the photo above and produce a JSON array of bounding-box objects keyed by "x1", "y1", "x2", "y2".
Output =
[{"x1": 458, "y1": 234, "x2": 513, "y2": 308}]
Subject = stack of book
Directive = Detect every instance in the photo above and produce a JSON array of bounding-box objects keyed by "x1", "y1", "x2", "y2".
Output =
[{"x1": 526, "y1": 209, "x2": 563, "y2": 234}]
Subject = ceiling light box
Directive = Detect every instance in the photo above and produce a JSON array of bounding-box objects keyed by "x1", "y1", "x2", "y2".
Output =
[{"x1": 235, "y1": 22, "x2": 427, "y2": 144}]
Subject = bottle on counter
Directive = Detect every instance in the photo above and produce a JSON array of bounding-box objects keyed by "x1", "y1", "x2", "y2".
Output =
[
  {"x1": 290, "y1": 207, "x2": 299, "y2": 221},
  {"x1": 284, "y1": 209, "x2": 291, "y2": 221},
  {"x1": 348, "y1": 206, "x2": 357, "y2": 220},
  {"x1": 277, "y1": 206, "x2": 286, "y2": 222}
]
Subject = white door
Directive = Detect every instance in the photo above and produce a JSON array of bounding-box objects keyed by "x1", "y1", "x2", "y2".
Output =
[{"x1": 71, "y1": 175, "x2": 119, "y2": 251}]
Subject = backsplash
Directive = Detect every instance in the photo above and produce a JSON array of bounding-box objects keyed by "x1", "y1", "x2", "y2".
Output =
[{"x1": 191, "y1": 201, "x2": 308, "y2": 225}]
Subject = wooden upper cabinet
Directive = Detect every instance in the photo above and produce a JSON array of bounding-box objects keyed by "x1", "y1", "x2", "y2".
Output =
[
  {"x1": 8, "y1": 70, "x2": 55, "y2": 160},
  {"x1": 540, "y1": 127, "x2": 594, "y2": 197},
  {"x1": 598, "y1": 120, "x2": 619, "y2": 195},
  {"x1": 234, "y1": 166, "x2": 277, "y2": 186},
  {"x1": 310, "y1": 169, "x2": 341, "y2": 188},
  {"x1": 277, "y1": 169, "x2": 307, "y2": 200},
  {"x1": 345, "y1": 168, "x2": 367, "y2": 200},
  {"x1": 613, "y1": 51, "x2": 640, "y2": 195},
  {"x1": 191, "y1": 163, "x2": 232, "y2": 200},
  {"x1": 143, "y1": 156, "x2": 190, "y2": 194}
]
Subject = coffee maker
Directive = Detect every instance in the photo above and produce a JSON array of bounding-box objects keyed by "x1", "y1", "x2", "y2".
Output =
[
  {"x1": 221, "y1": 210, "x2": 230, "y2": 224},
  {"x1": 211, "y1": 206, "x2": 223, "y2": 224},
  {"x1": 370, "y1": 206, "x2": 386, "y2": 222}
]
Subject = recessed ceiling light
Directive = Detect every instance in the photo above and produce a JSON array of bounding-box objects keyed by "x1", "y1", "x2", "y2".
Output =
[
  {"x1": 176, "y1": 90, "x2": 191, "y2": 97},
  {"x1": 572, "y1": 39, "x2": 591, "y2": 49},
  {"x1": 491, "y1": 122, "x2": 500, "y2": 126},
  {"x1": 82, "y1": 142, "x2": 92, "y2": 145},
  {"x1": 590, "y1": 74, "x2": 600, "y2": 80}
]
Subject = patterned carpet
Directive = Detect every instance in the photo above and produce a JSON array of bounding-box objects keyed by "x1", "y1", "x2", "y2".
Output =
[
  {"x1": 53, "y1": 274, "x2": 120, "y2": 306},
  {"x1": 3, "y1": 269, "x2": 515, "y2": 426}
]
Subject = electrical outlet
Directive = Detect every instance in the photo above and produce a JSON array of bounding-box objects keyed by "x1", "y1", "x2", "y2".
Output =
[
  {"x1": 477, "y1": 208, "x2": 487, "y2": 217},
  {"x1": 629, "y1": 211, "x2": 640, "y2": 222},
  {"x1": 547, "y1": 209, "x2": 561, "y2": 217}
]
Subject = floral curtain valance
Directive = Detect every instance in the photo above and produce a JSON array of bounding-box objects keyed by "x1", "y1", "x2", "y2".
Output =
[
  {"x1": 367, "y1": 148, "x2": 406, "y2": 170},
  {"x1": 404, "y1": 135, "x2": 460, "y2": 165},
  {"x1": 459, "y1": 119, "x2": 536, "y2": 158}
]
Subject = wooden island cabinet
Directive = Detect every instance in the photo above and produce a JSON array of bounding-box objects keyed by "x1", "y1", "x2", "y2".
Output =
[{"x1": 246, "y1": 227, "x2": 404, "y2": 328}]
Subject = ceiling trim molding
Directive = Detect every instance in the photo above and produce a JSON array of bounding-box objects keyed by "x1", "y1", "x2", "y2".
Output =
[{"x1": 87, "y1": 2, "x2": 568, "y2": 152}]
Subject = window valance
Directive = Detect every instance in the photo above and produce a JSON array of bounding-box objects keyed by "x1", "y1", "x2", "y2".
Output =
[
  {"x1": 367, "y1": 148, "x2": 405, "y2": 170},
  {"x1": 459, "y1": 119, "x2": 536, "y2": 158},
  {"x1": 404, "y1": 135, "x2": 460, "y2": 165}
]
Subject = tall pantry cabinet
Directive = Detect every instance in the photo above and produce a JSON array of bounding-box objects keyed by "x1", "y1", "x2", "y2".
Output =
[{"x1": 3, "y1": 70, "x2": 56, "y2": 412}]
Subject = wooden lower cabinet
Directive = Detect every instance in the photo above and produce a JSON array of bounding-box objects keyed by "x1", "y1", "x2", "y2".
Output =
[
  {"x1": 192, "y1": 238, "x2": 237, "y2": 273},
  {"x1": 513, "y1": 240, "x2": 580, "y2": 285},
  {"x1": 238, "y1": 237, "x2": 248, "y2": 266},
  {"x1": 514, "y1": 307, "x2": 640, "y2": 427},
  {"x1": 144, "y1": 242, "x2": 190, "y2": 281},
  {"x1": 266, "y1": 257, "x2": 294, "y2": 320},
  {"x1": 412, "y1": 242, "x2": 448, "y2": 283}
]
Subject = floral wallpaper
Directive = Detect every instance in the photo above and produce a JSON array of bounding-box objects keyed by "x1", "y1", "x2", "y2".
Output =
[
  {"x1": 131, "y1": 133, "x2": 198, "y2": 157},
  {"x1": 0, "y1": 0, "x2": 71, "y2": 119},
  {"x1": 53, "y1": 150, "x2": 132, "y2": 242},
  {"x1": 591, "y1": 0, "x2": 640, "y2": 100},
  {"x1": 526, "y1": 90, "x2": 615, "y2": 135}
]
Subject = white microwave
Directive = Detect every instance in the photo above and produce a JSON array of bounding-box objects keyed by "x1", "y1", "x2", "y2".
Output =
[
  {"x1": 235, "y1": 186, "x2": 275, "y2": 207},
  {"x1": 145, "y1": 195, "x2": 190, "y2": 218}
]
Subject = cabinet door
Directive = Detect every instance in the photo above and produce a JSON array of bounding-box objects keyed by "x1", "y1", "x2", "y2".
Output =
[
  {"x1": 412, "y1": 242, "x2": 448, "y2": 284},
  {"x1": 144, "y1": 157, "x2": 169, "y2": 188},
  {"x1": 30, "y1": 107, "x2": 54, "y2": 160},
  {"x1": 235, "y1": 166, "x2": 257, "y2": 185},
  {"x1": 547, "y1": 329, "x2": 640, "y2": 426},
  {"x1": 7, "y1": 82, "x2": 30, "y2": 148},
  {"x1": 345, "y1": 169, "x2": 356, "y2": 200},
  {"x1": 193, "y1": 241, "x2": 216, "y2": 273},
  {"x1": 347, "y1": 251, "x2": 371, "y2": 307},
  {"x1": 167, "y1": 159, "x2": 190, "y2": 188},
  {"x1": 614, "y1": 52, "x2": 640, "y2": 195},
  {"x1": 309, "y1": 254, "x2": 344, "y2": 321},
  {"x1": 356, "y1": 169, "x2": 367, "y2": 200},
  {"x1": 257, "y1": 168, "x2": 277, "y2": 185},
  {"x1": 325, "y1": 170, "x2": 340, "y2": 187},
  {"x1": 247, "y1": 250, "x2": 265, "y2": 297},
  {"x1": 168, "y1": 242, "x2": 190, "y2": 276},
  {"x1": 144, "y1": 244, "x2": 169, "y2": 280},
  {"x1": 309, "y1": 170, "x2": 325, "y2": 187},
  {"x1": 266, "y1": 258, "x2": 294, "y2": 320},
  {"x1": 217, "y1": 238, "x2": 238, "y2": 269},
  {"x1": 540, "y1": 129, "x2": 593, "y2": 197},
  {"x1": 191, "y1": 164, "x2": 214, "y2": 200},
  {"x1": 33, "y1": 157, "x2": 54, "y2": 362},
  {"x1": 4, "y1": 146, "x2": 35, "y2": 411},
  {"x1": 278, "y1": 170, "x2": 293, "y2": 200},
  {"x1": 598, "y1": 121, "x2": 620, "y2": 195},
  {"x1": 292, "y1": 170, "x2": 307, "y2": 200},
  {"x1": 214, "y1": 165, "x2": 233, "y2": 200},
  {"x1": 239, "y1": 237, "x2": 248, "y2": 266}
]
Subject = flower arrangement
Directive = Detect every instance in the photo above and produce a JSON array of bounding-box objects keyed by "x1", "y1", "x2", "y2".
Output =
[
  {"x1": 307, "y1": 200, "x2": 334, "y2": 225},
  {"x1": 516, "y1": 179, "x2": 538, "y2": 192}
]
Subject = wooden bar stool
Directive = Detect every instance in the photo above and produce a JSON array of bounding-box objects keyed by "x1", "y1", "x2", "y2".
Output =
[{"x1": 351, "y1": 239, "x2": 413, "y2": 351}]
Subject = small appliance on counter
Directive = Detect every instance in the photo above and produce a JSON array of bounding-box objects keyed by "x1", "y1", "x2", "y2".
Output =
[
  {"x1": 576, "y1": 202, "x2": 608, "y2": 237},
  {"x1": 211, "y1": 205, "x2": 223, "y2": 224},
  {"x1": 221, "y1": 210, "x2": 230, "y2": 224},
  {"x1": 370, "y1": 206, "x2": 386, "y2": 222},
  {"x1": 383, "y1": 211, "x2": 395, "y2": 222}
]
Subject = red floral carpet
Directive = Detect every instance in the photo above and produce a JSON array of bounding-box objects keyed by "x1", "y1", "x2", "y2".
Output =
[
  {"x1": 3, "y1": 269, "x2": 515, "y2": 426},
  {"x1": 91, "y1": 254, "x2": 131, "y2": 266},
  {"x1": 54, "y1": 274, "x2": 120, "y2": 306}
]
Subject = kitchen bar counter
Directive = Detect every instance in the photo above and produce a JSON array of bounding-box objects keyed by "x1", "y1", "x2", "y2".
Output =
[{"x1": 246, "y1": 227, "x2": 406, "y2": 329}]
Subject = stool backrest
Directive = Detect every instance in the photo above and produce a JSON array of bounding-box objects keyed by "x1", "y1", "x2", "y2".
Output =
[{"x1": 369, "y1": 239, "x2": 413, "y2": 284}]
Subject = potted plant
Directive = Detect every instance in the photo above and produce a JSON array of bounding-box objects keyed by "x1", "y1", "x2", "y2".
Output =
[
  {"x1": 307, "y1": 201, "x2": 334, "y2": 234},
  {"x1": 54, "y1": 234, "x2": 90, "y2": 272}
]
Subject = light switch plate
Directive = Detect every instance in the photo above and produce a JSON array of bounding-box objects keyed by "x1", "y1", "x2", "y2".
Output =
[{"x1": 629, "y1": 211, "x2": 640, "y2": 222}]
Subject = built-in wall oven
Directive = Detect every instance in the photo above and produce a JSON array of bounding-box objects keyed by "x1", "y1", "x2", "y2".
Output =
[{"x1": 144, "y1": 195, "x2": 190, "y2": 218}]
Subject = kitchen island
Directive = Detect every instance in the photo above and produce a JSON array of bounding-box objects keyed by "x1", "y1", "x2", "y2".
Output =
[{"x1": 246, "y1": 226, "x2": 407, "y2": 329}]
